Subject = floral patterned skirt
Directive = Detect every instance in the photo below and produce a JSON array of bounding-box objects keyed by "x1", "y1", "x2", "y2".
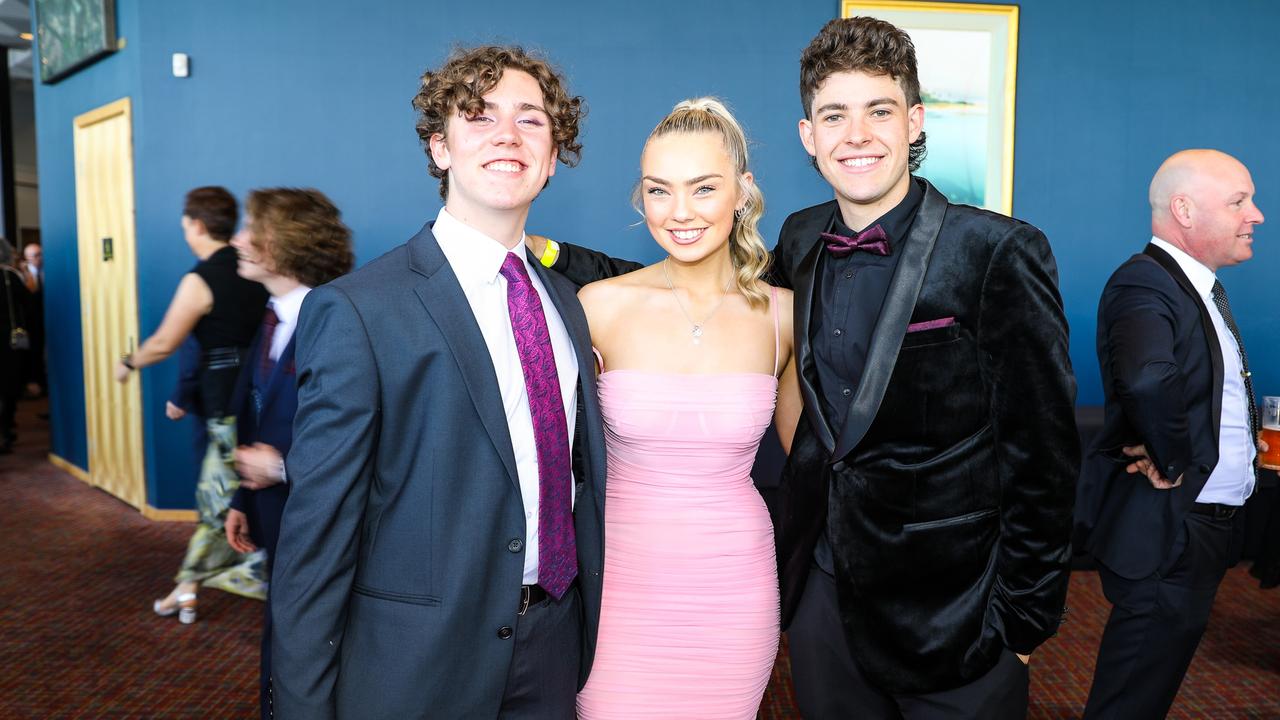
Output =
[{"x1": 173, "y1": 416, "x2": 267, "y2": 600}]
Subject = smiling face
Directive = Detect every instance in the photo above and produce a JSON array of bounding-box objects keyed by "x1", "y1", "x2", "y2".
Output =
[
  {"x1": 428, "y1": 69, "x2": 557, "y2": 225},
  {"x1": 230, "y1": 215, "x2": 274, "y2": 284},
  {"x1": 1185, "y1": 160, "x2": 1265, "y2": 270},
  {"x1": 799, "y1": 70, "x2": 923, "y2": 227},
  {"x1": 640, "y1": 131, "x2": 749, "y2": 264}
]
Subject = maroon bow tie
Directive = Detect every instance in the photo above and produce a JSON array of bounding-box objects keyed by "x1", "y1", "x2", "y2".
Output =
[{"x1": 821, "y1": 224, "x2": 891, "y2": 258}]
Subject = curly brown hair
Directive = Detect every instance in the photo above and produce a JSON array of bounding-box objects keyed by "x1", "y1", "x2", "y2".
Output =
[
  {"x1": 800, "y1": 17, "x2": 927, "y2": 171},
  {"x1": 412, "y1": 45, "x2": 585, "y2": 199},
  {"x1": 183, "y1": 186, "x2": 238, "y2": 241},
  {"x1": 245, "y1": 188, "x2": 354, "y2": 288}
]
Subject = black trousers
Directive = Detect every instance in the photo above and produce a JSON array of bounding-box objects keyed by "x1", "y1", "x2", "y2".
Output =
[
  {"x1": 789, "y1": 565, "x2": 1029, "y2": 719},
  {"x1": 1083, "y1": 511, "x2": 1237, "y2": 719},
  {"x1": 498, "y1": 584, "x2": 582, "y2": 719}
]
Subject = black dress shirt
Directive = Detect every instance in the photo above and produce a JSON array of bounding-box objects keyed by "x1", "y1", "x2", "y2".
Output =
[
  {"x1": 812, "y1": 178, "x2": 924, "y2": 573},
  {"x1": 812, "y1": 178, "x2": 924, "y2": 432}
]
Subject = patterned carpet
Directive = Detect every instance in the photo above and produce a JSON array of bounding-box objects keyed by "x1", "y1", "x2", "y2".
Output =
[{"x1": 2, "y1": 398, "x2": 1278, "y2": 718}]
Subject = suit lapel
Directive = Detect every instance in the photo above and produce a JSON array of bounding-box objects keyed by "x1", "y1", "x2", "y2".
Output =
[
  {"x1": 792, "y1": 224, "x2": 838, "y2": 452},
  {"x1": 409, "y1": 224, "x2": 520, "y2": 486},
  {"x1": 831, "y1": 181, "x2": 948, "y2": 462},
  {"x1": 1142, "y1": 243, "x2": 1225, "y2": 440}
]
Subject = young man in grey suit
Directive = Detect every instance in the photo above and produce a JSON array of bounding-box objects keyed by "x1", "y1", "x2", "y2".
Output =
[
  {"x1": 1077, "y1": 149, "x2": 1266, "y2": 718},
  {"x1": 269, "y1": 46, "x2": 607, "y2": 719}
]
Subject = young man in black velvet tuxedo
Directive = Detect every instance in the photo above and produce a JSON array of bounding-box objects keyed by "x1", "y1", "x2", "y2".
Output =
[
  {"x1": 534, "y1": 16, "x2": 1079, "y2": 718},
  {"x1": 1077, "y1": 149, "x2": 1266, "y2": 718}
]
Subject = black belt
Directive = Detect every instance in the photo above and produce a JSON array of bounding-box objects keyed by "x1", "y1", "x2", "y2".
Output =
[
  {"x1": 1190, "y1": 502, "x2": 1240, "y2": 521},
  {"x1": 201, "y1": 346, "x2": 243, "y2": 370},
  {"x1": 517, "y1": 584, "x2": 549, "y2": 616}
]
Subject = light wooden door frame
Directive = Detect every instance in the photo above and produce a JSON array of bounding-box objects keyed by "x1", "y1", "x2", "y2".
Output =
[{"x1": 73, "y1": 97, "x2": 146, "y2": 510}]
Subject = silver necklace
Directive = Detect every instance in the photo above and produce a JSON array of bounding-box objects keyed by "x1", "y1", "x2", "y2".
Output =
[{"x1": 662, "y1": 258, "x2": 733, "y2": 345}]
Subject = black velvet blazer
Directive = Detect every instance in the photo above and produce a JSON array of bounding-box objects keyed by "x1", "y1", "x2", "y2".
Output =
[
  {"x1": 1075, "y1": 244, "x2": 1227, "y2": 581},
  {"x1": 774, "y1": 181, "x2": 1079, "y2": 695}
]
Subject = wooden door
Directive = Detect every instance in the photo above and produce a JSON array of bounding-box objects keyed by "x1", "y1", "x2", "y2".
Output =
[{"x1": 73, "y1": 97, "x2": 145, "y2": 509}]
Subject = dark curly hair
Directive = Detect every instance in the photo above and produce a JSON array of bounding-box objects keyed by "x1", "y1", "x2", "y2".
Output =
[
  {"x1": 800, "y1": 17, "x2": 927, "y2": 171},
  {"x1": 183, "y1": 186, "x2": 238, "y2": 241},
  {"x1": 246, "y1": 188, "x2": 354, "y2": 288},
  {"x1": 412, "y1": 45, "x2": 585, "y2": 199}
]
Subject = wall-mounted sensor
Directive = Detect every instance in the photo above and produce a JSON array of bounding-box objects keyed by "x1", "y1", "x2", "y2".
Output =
[{"x1": 172, "y1": 53, "x2": 190, "y2": 78}]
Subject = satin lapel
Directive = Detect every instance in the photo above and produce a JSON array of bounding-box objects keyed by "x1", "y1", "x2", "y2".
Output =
[
  {"x1": 831, "y1": 181, "x2": 948, "y2": 462},
  {"x1": 1142, "y1": 244, "x2": 1225, "y2": 440},
  {"x1": 409, "y1": 224, "x2": 519, "y2": 486},
  {"x1": 793, "y1": 237, "x2": 836, "y2": 452},
  {"x1": 528, "y1": 251, "x2": 605, "y2": 514}
]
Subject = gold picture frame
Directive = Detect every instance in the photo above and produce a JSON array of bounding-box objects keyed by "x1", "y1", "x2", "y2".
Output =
[{"x1": 842, "y1": 1, "x2": 1018, "y2": 215}]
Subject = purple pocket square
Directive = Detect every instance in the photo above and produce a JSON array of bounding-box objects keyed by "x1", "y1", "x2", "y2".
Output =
[{"x1": 907, "y1": 316, "x2": 957, "y2": 333}]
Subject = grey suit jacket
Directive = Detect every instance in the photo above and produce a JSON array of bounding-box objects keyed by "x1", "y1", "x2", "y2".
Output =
[{"x1": 270, "y1": 222, "x2": 607, "y2": 719}]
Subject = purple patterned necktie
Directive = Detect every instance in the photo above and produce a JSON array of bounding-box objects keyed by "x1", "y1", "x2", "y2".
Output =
[
  {"x1": 499, "y1": 252, "x2": 577, "y2": 599},
  {"x1": 821, "y1": 224, "x2": 892, "y2": 258}
]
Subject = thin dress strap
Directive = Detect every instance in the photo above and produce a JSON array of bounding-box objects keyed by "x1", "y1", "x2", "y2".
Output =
[
  {"x1": 592, "y1": 347, "x2": 605, "y2": 374},
  {"x1": 770, "y1": 285, "x2": 780, "y2": 378}
]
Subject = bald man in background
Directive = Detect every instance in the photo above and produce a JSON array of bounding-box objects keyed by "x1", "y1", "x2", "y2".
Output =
[{"x1": 1076, "y1": 149, "x2": 1267, "y2": 718}]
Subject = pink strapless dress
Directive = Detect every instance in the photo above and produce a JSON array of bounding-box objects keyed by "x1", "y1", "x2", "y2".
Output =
[{"x1": 576, "y1": 370, "x2": 780, "y2": 719}]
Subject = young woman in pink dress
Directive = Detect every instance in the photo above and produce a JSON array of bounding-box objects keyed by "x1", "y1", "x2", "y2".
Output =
[{"x1": 574, "y1": 98, "x2": 803, "y2": 719}]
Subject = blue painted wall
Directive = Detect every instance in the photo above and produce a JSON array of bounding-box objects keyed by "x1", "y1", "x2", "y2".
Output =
[{"x1": 34, "y1": 0, "x2": 1280, "y2": 509}]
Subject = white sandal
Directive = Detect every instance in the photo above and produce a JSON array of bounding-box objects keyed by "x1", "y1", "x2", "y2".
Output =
[{"x1": 153, "y1": 592, "x2": 198, "y2": 624}]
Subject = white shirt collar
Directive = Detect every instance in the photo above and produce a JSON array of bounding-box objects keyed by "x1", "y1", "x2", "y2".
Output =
[
  {"x1": 432, "y1": 208, "x2": 529, "y2": 287},
  {"x1": 1150, "y1": 236, "x2": 1217, "y2": 301},
  {"x1": 269, "y1": 284, "x2": 312, "y2": 327}
]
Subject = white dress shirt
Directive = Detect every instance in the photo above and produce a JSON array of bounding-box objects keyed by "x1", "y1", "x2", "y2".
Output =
[
  {"x1": 1151, "y1": 236, "x2": 1256, "y2": 504},
  {"x1": 433, "y1": 208, "x2": 579, "y2": 585},
  {"x1": 268, "y1": 285, "x2": 312, "y2": 362}
]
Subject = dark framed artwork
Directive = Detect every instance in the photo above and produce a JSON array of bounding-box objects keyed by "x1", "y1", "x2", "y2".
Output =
[{"x1": 34, "y1": 0, "x2": 118, "y2": 84}]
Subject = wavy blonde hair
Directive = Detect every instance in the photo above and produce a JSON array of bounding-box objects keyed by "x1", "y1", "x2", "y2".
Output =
[{"x1": 634, "y1": 97, "x2": 770, "y2": 309}]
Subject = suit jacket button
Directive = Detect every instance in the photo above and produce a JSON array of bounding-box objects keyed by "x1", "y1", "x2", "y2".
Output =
[
  {"x1": 497, "y1": 626, "x2": 513, "y2": 640},
  {"x1": 833, "y1": 460, "x2": 847, "y2": 473},
  {"x1": 508, "y1": 538, "x2": 523, "y2": 553},
  {"x1": 1199, "y1": 464, "x2": 1211, "y2": 474}
]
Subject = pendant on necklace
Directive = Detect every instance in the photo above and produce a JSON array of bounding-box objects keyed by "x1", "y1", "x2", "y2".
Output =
[{"x1": 691, "y1": 325, "x2": 704, "y2": 345}]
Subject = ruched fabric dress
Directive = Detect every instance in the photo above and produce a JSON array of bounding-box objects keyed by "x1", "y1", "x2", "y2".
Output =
[{"x1": 576, "y1": 289, "x2": 781, "y2": 719}]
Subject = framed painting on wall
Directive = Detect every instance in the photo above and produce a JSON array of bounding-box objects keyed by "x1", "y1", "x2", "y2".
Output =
[
  {"x1": 34, "y1": 0, "x2": 118, "y2": 84},
  {"x1": 842, "y1": 1, "x2": 1018, "y2": 215}
]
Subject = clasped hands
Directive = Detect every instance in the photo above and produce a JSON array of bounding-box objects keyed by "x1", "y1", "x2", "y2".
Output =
[
  {"x1": 1123, "y1": 435, "x2": 1271, "y2": 490},
  {"x1": 224, "y1": 443, "x2": 285, "y2": 554}
]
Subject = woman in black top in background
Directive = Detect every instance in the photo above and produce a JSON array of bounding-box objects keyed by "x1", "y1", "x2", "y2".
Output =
[{"x1": 116, "y1": 187, "x2": 269, "y2": 623}]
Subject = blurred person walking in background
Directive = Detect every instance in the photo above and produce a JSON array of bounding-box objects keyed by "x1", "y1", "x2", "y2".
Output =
[
  {"x1": 221, "y1": 187, "x2": 354, "y2": 718},
  {"x1": 116, "y1": 186, "x2": 270, "y2": 622}
]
